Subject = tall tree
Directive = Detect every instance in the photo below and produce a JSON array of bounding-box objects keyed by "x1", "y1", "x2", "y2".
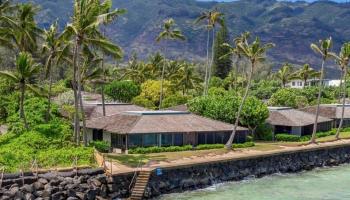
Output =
[
  {"x1": 195, "y1": 9, "x2": 223, "y2": 96},
  {"x1": 225, "y1": 37, "x2": 274, "y2": 149},
  {"x1": 42, "y1": 22, "x2": 69, "y2": 122},
  {"x1": 0, "y1": 3, "x2": 42, "y2": 53},
  {"x1": 171, "y1": 62, "x2": 202, "y2": 95},
  {"x1": 330, "y1": 42, "x2": 350, "y2": 140},
  {"x1": 64, "y1": 0, "x2": 125, "y2": 145},
  {"x1": 0, "y1": 52, "x2": 41, "y2": 129},
  {"x1": 221, "y1": 32, "x2": 250, "y2": 92},
  {"x1": 295, "y1": 64, "x2": 320, "y2": 88},
  {"x1": 156, "y1": 18, "x2": 185, "y2": 109},
  {"x1": 212, "y1": 18, "x2": 231, "y2": 79},
  {"x1": 274, "y1": 63, "x2": 294, "y2": 87},
  {"x1": 309, "y1": 37, "x2": 333, "y2": 144}
]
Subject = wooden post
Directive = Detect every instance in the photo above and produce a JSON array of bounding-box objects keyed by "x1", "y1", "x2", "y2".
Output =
[{"x1": 125, "y1": 134, "x2": 128, "y2": 154}]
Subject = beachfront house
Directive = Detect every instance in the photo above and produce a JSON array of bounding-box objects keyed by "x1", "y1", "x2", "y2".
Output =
[
  {"x1": 286, "y1": 79, "x2": 341, "y2": 89},
  {"x1": 267, "y1": 107, "x2": 333, "y2": 136},
  {"x1": 300, "y1": 104, "x2": 350, "y2": 128},
  {"x1": 85, "y1": 111, "x2": 249, "y2": 153}
]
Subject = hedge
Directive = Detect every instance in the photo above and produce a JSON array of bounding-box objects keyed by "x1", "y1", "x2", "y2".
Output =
[
  {"x1": 275, "y1": 129, "x2": 337, "y2": 142},
  {"x1": 128, "y1": 142, "x2": 256, "y2": 154}
]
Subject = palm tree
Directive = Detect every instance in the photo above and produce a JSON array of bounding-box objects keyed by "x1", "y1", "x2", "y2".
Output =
[
  {"x1": 225, "y1": 37, "x2": 274, "y2": 149},
  {"x1": 309, "y1": 37, "x2": 333, "y2": 144},
  {"x1": 42, "y1": 22, "x2": 69, "y2": 122},
  {"x1": 221, "y1": 32, "x2": 250, "y2": 92},
  {"x1": 330, "y1": 42, "x2": 350, "y2": 140},
  {"x1": 156, "y1": 18, "x2": 185, "y2": 109},
  {"x1": 63, "y1": 0, "x2": 125, "y2": 145},
  {"x1": 0, "y1": 3, "x2": 42, "y2": 53},
  {"x1": 294, "y1": 64, "x2": 320, "y2": 88},
  {"x1": 171, "y1": 62, "x2": 202, "y2": 95},
  {"x1": 0, "y1": 52, "x2": 41, "y2": 129},
  {"x1": 274, "y1": 63, "x2": 294, "y2": 87},
  {"x1": 195, "y1": 9, "x2": 224, "y2": 96}
]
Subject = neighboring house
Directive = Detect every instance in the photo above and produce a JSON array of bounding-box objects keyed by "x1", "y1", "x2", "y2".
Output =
[
  {"x1": 300, "y1": 104, "x2": 350, "y2": 128},
  {"x1": 85, "y1": 111, "x2": 249, "y2": 153},
  {"x1": 286, "y1": 79, "x2": 341, "y2": 89},
  {"x1": 267, "y1": 107, "x2": 333, "y2": 136},
  {"x1": 84, "y1": 103, "x2": 149, "y2": 119}
]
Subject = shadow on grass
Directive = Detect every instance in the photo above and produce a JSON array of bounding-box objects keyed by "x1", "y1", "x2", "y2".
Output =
[{"x1": 107, "y1": 154, "x2": 167, "y2": 167}]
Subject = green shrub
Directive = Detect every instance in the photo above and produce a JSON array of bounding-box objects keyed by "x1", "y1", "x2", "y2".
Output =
[
  {"x1": 105, "y1": 80, "x2": 140, "y2": 102},
  {"x1": 255, "y1": 124, "x2": 273, "y2": 141},
  {"x1": 129, "y1": 145, "x2": 193, "y2": 154},
  {"x1": 132, "y1": 96, "x2": 156, "y2": 110},
  {"x1": 196, "y1": 144, "x2": 224, "y2": 150},
  {"x1": 275, "y1": 134, "x2": 301, "y2": 142},
  {"x1": 233, "y1": 142, "x2": 255, "y2": 148},
  {"x1": 89, "y1": 141, "x2": 111, "y2": 153},
  {"x1": 162, "y1": 94, "x2": 189, "y2": 109}
]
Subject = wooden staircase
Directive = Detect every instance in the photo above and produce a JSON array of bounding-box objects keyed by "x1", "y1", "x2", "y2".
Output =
[{"x1": 129, "y1": 170, "x2": 152, "y2": 200}]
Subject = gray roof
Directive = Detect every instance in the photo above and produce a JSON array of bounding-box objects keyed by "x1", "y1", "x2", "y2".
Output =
[
  {"x1": 267, "y1": 108, "x2": 333, "y2": 127},
  {"x1": 300, "y1": 104, "x2": 350, "y2": 119},
  {"x1": 84, "y1": 104, "x2": 149, "y2": 119},
  {"x1": 86, "y1": 111, "x2": 248, "y2": 134}
]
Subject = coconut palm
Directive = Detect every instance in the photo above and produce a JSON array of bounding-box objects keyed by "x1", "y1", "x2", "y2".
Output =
[
  {"x1": 225, "y1": 37, "x2": 274, "y2": 149},
  {"x1": 294, "y1": 64, "x2": 320, "y2": 88},
  {"x1": 63, "y1": 0, "x2": 125, "y2": 145},
  {"x1": 42, "y1": 22, "x2": 70, "y2": 122},
  {"x1": 195, "y1": 9, "x2": 224, "y2": 96},
  {"x1": 221, "y1": 32, "x2": 251, "y2": 92},
  {"x1": 0, "y1": 52, "x2": 42, "y2": 129},
  {"x1": 171, "y1": 62, "x2": 202, "y2": 95},
  {"x1": 274, "y1": 63, "x2": 294, "y2": 87},
  {"x1": 156, "y1": 18, "x2": 185, "y2": 109},
  {"x1": 0, "y1": 3, "x2": 42, "y2": 53},
  {"x1": 330, "y1": 43, "x2": 350, "y2": 140},
  {"x1": 309, "y1": 37, "x2": 333, "y2": 144}
]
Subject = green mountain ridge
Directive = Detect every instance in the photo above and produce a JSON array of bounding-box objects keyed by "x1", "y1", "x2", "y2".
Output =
[{"x1": 18, "y1": 0, "x2": 350, "y2": 78}]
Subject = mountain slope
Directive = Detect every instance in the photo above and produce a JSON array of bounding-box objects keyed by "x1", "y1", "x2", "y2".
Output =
[{"x1": 18, "y1": 0, "x2": 350, "y2": 77}]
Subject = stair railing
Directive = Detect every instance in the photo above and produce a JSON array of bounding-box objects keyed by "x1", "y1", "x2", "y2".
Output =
[{"x1": 129, "y1": 158, "x2": 143, "y2": 191}]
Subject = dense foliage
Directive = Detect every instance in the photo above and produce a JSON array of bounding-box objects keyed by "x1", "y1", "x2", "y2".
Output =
[{"x1": 104, "y1": 80, "x2": 140, "y2": 103}]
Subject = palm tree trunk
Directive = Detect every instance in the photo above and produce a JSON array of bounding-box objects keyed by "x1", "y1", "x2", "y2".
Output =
[
  {"x1": 159, "y1": 45, "x2": 167, "y2": 110},
  {"x1": 101, "y1": 55, "x2": 106, "y2": 116},
  {"x1": 204, "y1": 29, "x2": 210, "y2": 96},
  {"x1": 76, "y1": 42, "x2": 87, "y2": 146},
  {"x1": 225, "y1": 61, "x2": 254, "y2": 149},
  {"x1": 303, "y1": 78, "x2": 307, "y2": 89},
  {"x1": 46, "y1": 59, "x2": 53, "y2": 122},
  {"x1": 72, "y1": 37, "x2": 80, "y2": 145},
  {"x1": 207, "y1": 28, "x2": 215, "y2": 92},
  {"x1": 336, "y1": 67, "x2": 347, "y2": 139},
  {"x1": 338, "y1": 69, "x2": 344, "y2": 104},
  {"x1": 20, "y1": 82, "x2": 28, "y2": 130},
  {"x1": 310, "y1": 59, "x2": 325, "y2": 144}
]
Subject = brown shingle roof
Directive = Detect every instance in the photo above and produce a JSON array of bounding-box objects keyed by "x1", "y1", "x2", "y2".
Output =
[
  {"x1": 84, "y1": 104, "x2": 149, "y2": 119},
  {"x1": 267, "y1": 108, "x2": 333, "y2": 127},
  {"x1": 86, "y1": 111, "x2": 248, "y2": 134},
  {"x1": 300, "y1": 105, "x2": 350, "y2": 119}
]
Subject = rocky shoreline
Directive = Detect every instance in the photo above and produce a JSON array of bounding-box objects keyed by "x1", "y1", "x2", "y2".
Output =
[{"x1": 2, "y1": 143, "x2": 350, "y2": 199}]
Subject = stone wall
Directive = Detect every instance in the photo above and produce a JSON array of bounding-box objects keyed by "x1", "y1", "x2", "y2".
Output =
[
  {"x1": 2, "y1": 144, "x2": 350, "y2": 199},
  {"x1": 144, "y1": 144, "x2": 350, "y2": 198},
  {"x1": 0, "y1": 168, "x2": 134, "y2": 200}
]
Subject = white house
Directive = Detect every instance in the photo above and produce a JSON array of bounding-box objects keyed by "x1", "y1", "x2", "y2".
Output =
[{"x1": 286, "y1": 79, "x2": 342, "y2": 89}]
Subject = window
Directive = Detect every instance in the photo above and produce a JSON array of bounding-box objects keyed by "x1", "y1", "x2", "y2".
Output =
[
  {"x1": 161, "y1": 134, "x2": 173, "y2": 147},
  {"x1": 298, "y1": 82, "x2": 302, "y2": 86},
  {"x1": 292, "y1": 82, "x2": 295, "y2": 86},
  {"x1": 206, "y1": 133, "x2": 214, "y2": 144},
  {"x1": 143, "y1": 134, "x2": 158, "y2": 147},
  {"x1": 174, "y1": 134, "x2": 183, "y2": 146},
  {"x1": 215, "y1": 133, "x2": 225, "y2": 144},
  {"x1": 129, "y1": 134, "x2": 142, "y2": 147},
  {"x1": 198, "y1": 133, "x2": 206, "y2": 144},
  {"x1": 93, "y1": 129, "x2": 103, "y2": 141}
]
